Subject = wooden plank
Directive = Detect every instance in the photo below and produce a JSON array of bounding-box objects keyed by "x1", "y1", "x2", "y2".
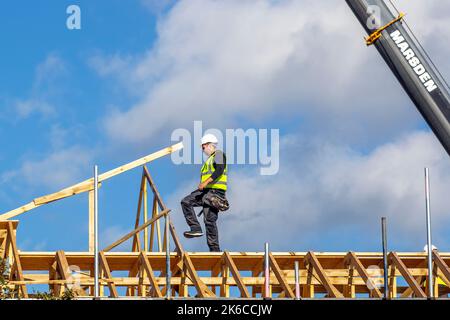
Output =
[
  {"x1": 156, "y1": 212, "x2": 162, "y2": 252},
  {"x1": 126, "y1": 258, "x2": 140, "y2": 297},
  {"x1": 251, "y1": 266, "x2": 261, "y2": 298},
  {"x1": 143, "y1": 165, "x2": 167, "y2": 210},
  {"x1": 0, "y1": 184, "x2": 101, "y2": 221},
  {"x1": 55, "y1": 250, "x2": 85, "y2": 297},
  {"x1": 305, "y1": 251, "x2": 343, "y2": 298},
  {"x1": 103, "y1": 209, "x2": 170, "y2": 252},
  {"x1": 97, "y1": 142, "x2": 182, "y2": 183},
  {"x1": 345, "y1": 252, "x2": 382, "y2": 298},
  {"x1": 50, "y1": 260, "x2": 60, "y2": 296},
  {"x1": 34, "y1": 182, "x2": 98, "y2": 206},
  {"x1": 169, "y1": 220, "x2": 184, "y2": 255},
  {"x1": 32, "y1": 273, "x2": 446, "y2": 287},
  {"x1": 150, "y1": 197, "x2": 156, "y2": 252},
  {"x1": 131, "y1": 173, "x2": 146, "y2": 252},
  {"x1": 149, "y1": 196, "x2": 163, "y2": 252},
  {"x1": 89, "y1": 266, "x2": 94, "y2": 296},
  {"x1": 99, "y1": 251, "x2": 119, "y2": 298},
  {"x1": 0, "y1": 221, "x2": 19, "y2": 229},
  {"x1": 0, "y1": 202, "x2": 36, "y2": 222},
  {"x1": 432, "y1": 250, "x2": 450, "y2": 287},
  {"x1": 137, "y1": 262, "x2": 145, "y2": 297},
  {"x1": 55, "y1": 250, "x2": 71, "y2": 280},
  {"x1": 401, "y1": 276, "x2": 425, "y2": 298},
  {"x1": 0, "y1": 142, "x2": 183, "y2": 220},
  {"x1": 34, "y1": 143, "x2": 183, "y2": 206},
  {"x1": 343, "y1": 266, "x2": 355, "y2": 298},
  {"x1": 6, "y1": 249, "x2": 450, "y2": 299},
  {"x1": 212, "y1": 257, "x2": 224, "y2": 277},
  {"x1": 55, "y1": 250, "x2": 82, "y2": 296},
  {"x1": 389, "y1": 252, "x2": 426, "y2": 298},
  {"x1": 10, "y1": 277, "x2": 401, "y2": 287},
  {"x1": 2, "y1": 230, "x2": 11, "y2": 262},
  {"x1": 0, "y1": 235, "x2": 6, "y2": 260},
  {"x1": 183, "y1": 252, "x2": 215, "y2": 297},
  {"x1": 210, "y1": 259, "x2": 221, "y2": 295},
  {"x1": 7, "y1": 221, "x2": 28, "y2": 298},
  {"x1": 221, "y1": 262, "x2": 230, "y2": 298},
  {"x1": 139, "y1": 252, "x2": 163, "y2": 297},
  {"x1": 143, "y1": 181, "x2": 148, "y2": 252},
  {"x1": 179, "y1": 263, "x2": 189, "y2": 298},
  {"x1": 389, "y1": 264, "x2": 397, "y2": 298},
  {"x1": 224, "y1": 252, "x2": 250, "y2": 298},
  {"x1": 9, "y1": 272, "x2": 450, "y2": 289},
  {"x1": 269, "y1": 253, "x2": 295, "y2": 298}
]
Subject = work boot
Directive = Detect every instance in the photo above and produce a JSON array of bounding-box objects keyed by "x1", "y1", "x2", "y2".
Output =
[{"x1": 183, "y1": 229, "x2": 203, "y2": 238}]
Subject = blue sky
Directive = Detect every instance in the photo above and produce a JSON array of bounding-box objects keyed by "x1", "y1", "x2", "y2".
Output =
[
  {"x1": 0, "y1": 0, "x2": 164, "y2": 251},
  {"x1": 1, "y1": 0, "x2": 450, "y2": 256}
]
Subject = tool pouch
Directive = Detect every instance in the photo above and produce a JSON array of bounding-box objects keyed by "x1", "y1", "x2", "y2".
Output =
[{"x1": 203, "y1": 191, "x2": 230, "y2": 212}]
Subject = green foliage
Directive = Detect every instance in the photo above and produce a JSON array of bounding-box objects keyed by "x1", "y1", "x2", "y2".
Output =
[
  {"x1": 1, "y1": 258, "x2": 75, "y2": 300},
  {"x1": 33, "y1": 288, "x2": 75, "y2": 300},
  {"x1": 0, "y1": 258, "x2": 18, "y2": 299},
  {"x1": 60, "y1": 289, "x2": 76, "y2": 300},
  {"x1": 34, "y1": 291, "x2": 58, "y2": 300},
  {"x1": 0, "y1": 258, "x2": 8, "y2": 299}
]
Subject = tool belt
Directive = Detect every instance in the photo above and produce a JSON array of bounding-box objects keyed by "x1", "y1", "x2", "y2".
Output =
[{"x1": 197, "y1": 191, "x2": 230, "y2": 216}]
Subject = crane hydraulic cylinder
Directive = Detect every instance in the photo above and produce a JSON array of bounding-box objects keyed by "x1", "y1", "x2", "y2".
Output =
[{"x1": 346, "y1": 0, "x2": 450, "y2": 156}]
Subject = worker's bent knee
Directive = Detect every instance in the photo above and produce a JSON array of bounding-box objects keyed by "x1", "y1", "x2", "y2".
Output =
[{"x1": 181, "y1": 196, "x2": 190, "y2": 206}]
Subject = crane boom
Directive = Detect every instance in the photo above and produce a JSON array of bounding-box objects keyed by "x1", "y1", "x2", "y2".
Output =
[{"x1": 346, "y1": 0, "x2": 450, "y2": 156}]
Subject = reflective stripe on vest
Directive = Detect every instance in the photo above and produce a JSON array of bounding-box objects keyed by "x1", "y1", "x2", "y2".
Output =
[{"x1": 200, "y1": 152, "x2": 228, "y2": 191}]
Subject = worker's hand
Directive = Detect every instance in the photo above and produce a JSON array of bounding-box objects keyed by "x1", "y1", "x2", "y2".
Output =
[{"x1": 198, "y1": 178, "x2": 213, "y2": 190}]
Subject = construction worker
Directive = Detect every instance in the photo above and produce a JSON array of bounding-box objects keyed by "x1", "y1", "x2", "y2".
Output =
[{"x1": 181, "y1": 133, "x2": 227, "y2": 252}]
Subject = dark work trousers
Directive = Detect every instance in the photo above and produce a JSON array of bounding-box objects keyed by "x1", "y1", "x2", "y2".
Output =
[{"x1": 181, "y1": 189, "x2": 223, "y2": 252}]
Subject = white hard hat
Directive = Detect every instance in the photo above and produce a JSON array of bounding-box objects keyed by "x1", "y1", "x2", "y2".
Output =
[
  {"x1": 201, "y1": 134, "x2": 218, "y2": 145},
  {"x1": 423, "y1": 244, "x2": 437, "y2": 252}
]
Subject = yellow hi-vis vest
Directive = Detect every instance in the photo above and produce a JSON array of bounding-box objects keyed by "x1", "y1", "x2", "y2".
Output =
[{"x1": 200, "y1": 152, "x2": 228, "y2": 191}]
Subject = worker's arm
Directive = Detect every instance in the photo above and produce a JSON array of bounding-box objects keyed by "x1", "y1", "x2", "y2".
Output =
[
  {"x1": 198, "y1": 151, "x2": 226, "y2": 190},
  {"x1": 198, "y1": 177, "x2": 213, "y2": 190},
  {"x1": 210, "y1": 150, "x2": 226, "y2": 180}
]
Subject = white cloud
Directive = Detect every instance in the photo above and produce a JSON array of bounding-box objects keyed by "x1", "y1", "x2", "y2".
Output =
[
  {"x1": 167, "y1": 130, "x2": 450, "y2": 252},
  {"x1": 13, "y1": 53, "x2": 67, "y2": 119},
  {"x1": 87, "y1": 0, "x2": 450, "y2": 252},
  {"x1": 34, "y1": 54, "x2": 67, "y2": 88},
  {"x1": 14, "y1": 99, "x2": 54, "y2": 118},
  {"x1": 93, "y1": 0, "x2": 450, "y2": 150},
  {"x1": 48, "y1": 124, "x2": 70, "y2": 150},
  {"x1": 88, "y1": 53, "x2": 133, "y2": 78},
  {"x1": 1, "y1": 146, "x2": 94, "y2": 191}
]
